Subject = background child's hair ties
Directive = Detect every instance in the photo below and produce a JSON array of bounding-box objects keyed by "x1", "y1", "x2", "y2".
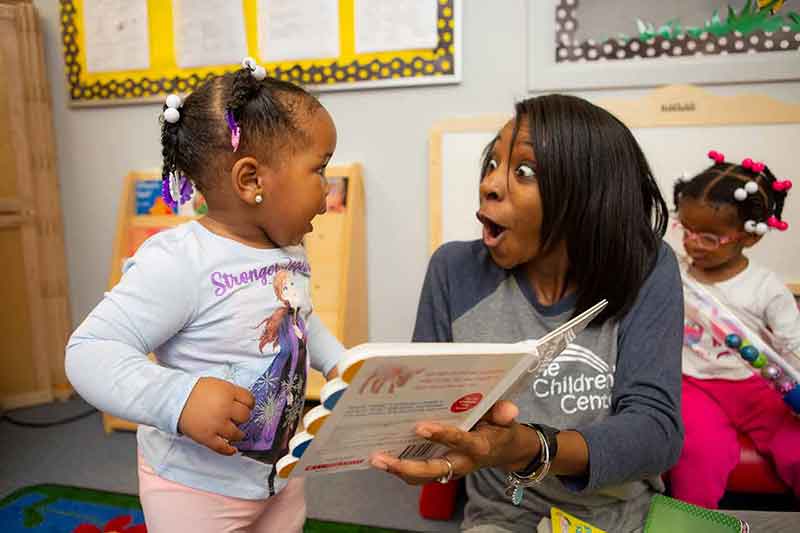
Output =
[{"x1": 674, "y1": 149, "x2": 792, "y2": 235}]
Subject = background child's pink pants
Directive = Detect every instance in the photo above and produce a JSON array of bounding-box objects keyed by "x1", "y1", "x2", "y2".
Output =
[
  {"x1": 670, "y1": 374, "x2": 800, "y2": 508},
  {"x1": 138, "y1": 454, "x2": 305, "y2": 533}
]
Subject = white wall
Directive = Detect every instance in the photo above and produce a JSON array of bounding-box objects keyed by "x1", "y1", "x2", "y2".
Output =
[{"x1": 34, "y1": 0, "x2": 800, "y2": 342}]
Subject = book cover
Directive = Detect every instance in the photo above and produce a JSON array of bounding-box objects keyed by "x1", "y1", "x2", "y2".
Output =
[
  {"x1": 644, "y1": 495, "x2": 749, "y2": 533},
  {"x1": 135, "y1": 180, "x2": 172, "y2": 215},
  {"x1": 278, "y1": 300, "x2": 607, "y2": 479},
  {"x1": 551, "y1": 506, "x2": 606, "y2": 533},
  {"x1": 127, "y1": 226, "x2": 167, "y2": 257},
  {"x1": 326, "y1": 176, "x2": 348, "y2": 213}
]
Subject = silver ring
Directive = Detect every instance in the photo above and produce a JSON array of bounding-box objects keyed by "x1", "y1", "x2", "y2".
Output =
[{"x1": 436, "y1": 456, "x2": 454, "y2": 484}]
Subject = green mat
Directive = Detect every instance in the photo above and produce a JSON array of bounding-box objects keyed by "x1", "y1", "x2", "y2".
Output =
[{"x1": 0, "y1": 485, "x2": 407, "y2": 532}]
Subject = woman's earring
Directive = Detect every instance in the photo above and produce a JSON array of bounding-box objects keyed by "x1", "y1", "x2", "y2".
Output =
[{"x1": 255, "y1": 193, "x2": 263, "y2": 204}]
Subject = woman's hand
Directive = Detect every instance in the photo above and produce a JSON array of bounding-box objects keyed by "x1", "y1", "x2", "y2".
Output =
[
  {"x1": 178, "y1": 377, "x2": 254, "y2": 455},
  {"x1": 369, "y1": 400, "x2": 541, "y2": 485}
]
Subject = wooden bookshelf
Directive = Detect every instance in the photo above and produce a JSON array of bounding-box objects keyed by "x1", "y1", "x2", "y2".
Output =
[
  {"x1": 0, "y1": 1, "x2": 72, "y2": 410},
  {"x1": 103, "y1": 165, "x2": 367, "y2": 433}
]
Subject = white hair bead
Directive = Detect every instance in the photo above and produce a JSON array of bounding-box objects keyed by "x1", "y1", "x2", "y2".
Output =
[
  {"x1": 165, "y1": 93, "x2": 182, "y2": 109},
  {"x1": 163, "y1": 107, "x2": 180, "y2": 123},
  {"x1": 734, "y1": 188, "x2": 747, "y2": 201},
  {"x1": 745, "y1": 181, "x2": 759, "y2": 194},
  {"x1": 755, "y1": 222, "x2": 768, "y2": 235},
  {"x1": 744, "y1": 220, "x2": 757, "y2": 233},
  {"x1": 252, "y1": 65, "x2": 267, "y2": 80},
  {"x1": 242, "y1": 57, "x2": 257, "y2": 70}
]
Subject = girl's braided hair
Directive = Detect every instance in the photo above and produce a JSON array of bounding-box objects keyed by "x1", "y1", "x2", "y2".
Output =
[{"x1": 160, "y1": 65, "x2": 320, "y2": 195}]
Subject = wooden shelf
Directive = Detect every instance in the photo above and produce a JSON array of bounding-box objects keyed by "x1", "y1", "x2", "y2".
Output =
[
  {"x1": 0, "y1": 2, "x2": 72, "y2": 410},
  {"x1": 103, "y1": 165, "x2": 367, "y2": 432}
]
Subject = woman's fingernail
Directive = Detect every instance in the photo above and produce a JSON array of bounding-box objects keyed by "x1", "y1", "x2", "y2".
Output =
[{"x1": 417, "y1": 427, "x2": 432, "y2": 438}]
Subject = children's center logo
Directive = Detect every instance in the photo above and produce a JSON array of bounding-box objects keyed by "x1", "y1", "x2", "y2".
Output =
[{"x1": 532, "y1": 343, "x2": 614, "y2": 415}]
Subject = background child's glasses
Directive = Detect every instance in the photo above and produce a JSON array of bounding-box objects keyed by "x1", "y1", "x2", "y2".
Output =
[{"x1": 671, "y1": 220, "x2": 743, "y2": 250}]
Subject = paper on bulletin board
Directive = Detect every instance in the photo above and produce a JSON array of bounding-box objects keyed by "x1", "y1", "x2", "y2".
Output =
[
  {"x1": 354, "y1": 0, "x2": 438, "y2": 54},
  {"x1": 172, "y1": 0, "x2": 248, "y2": 68},
  {"x1": 83, "y1": 0, "x2": 150, "y2": 73},
  {"x1": 258, "y1": 0, "x2": 340, "y2": 62}
]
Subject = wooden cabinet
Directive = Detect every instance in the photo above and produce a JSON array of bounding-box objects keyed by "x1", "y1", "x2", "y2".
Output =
[
  {"x1": 0, "y1": 1, "x2": 72, "y2": 411},
  {"x1": 102, "y1": 164, "x2": 367, "y2": 432}
]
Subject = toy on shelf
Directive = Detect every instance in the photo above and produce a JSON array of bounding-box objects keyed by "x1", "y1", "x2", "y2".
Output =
[{"x1": 683, "y1": 273, "x2": 800, "y2": 414}]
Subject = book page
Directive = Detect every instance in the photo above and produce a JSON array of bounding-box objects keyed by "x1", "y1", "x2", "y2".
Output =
[
  {"x1": 354, "y1": 0, "x2": 438, "y2": 54},
  {"x1": 83, "y1": 0, "x2": 150, "y2": 73},
  {"x1": 258, "y1": 0, "x2": 340, "y2": 62},
  {"x1": 172, "y1": 0, "x2": 247, "y2": 68},
  {"x1": 293, "y1": 350, "x2": 531, "y2": 477},
  {"x1": 287, "y1": 300, "x2": 607, "y2": 479}
]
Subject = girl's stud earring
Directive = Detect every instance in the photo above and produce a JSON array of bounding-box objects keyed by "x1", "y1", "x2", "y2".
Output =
[{"x1": 255, "y1": 194, "x2": 263, "y2": 204}]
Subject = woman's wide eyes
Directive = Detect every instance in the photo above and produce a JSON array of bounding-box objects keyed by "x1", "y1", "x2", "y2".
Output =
[
  {"x1": 487, "y1": 159, "x2": 498, "y2": 171},
  {"x1": 516, "y1": 164, "x2": 535, "y2": 178}
]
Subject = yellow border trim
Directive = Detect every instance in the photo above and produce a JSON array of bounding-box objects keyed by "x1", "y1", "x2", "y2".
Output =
[{"x1": 62, "y1": 0, "x2": 459, "y2": 104}]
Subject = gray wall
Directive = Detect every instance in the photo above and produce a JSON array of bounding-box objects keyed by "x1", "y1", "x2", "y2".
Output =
[{"x1": 33, "y1": 0, "x2": 800, "y2": 342}]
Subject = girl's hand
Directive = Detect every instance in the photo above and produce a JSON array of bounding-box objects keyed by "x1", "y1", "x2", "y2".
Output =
[
  {"x1": 369, "y1": 400, "x2": 540, "y2": 485},
  {"x1": 178, "y1": 377, "x2": 254, "y2": 455}
]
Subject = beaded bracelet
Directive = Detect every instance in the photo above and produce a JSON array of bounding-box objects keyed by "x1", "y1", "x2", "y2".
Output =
[{"x1": 504, "y1": 427, "x2": 550, "y2": 506}]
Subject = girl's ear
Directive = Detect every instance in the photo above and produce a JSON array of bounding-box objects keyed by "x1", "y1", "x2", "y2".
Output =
[
  {"x1": 230, "y1": 156, "x2": 271, "y2": 205},
  {"x1": 741, "y1": 232, "x2": 763, "y2": 248}
]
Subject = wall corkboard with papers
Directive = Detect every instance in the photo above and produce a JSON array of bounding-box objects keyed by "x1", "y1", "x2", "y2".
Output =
[{"x1": 60, "y1": 0, "x2": 462, "y2": 106}]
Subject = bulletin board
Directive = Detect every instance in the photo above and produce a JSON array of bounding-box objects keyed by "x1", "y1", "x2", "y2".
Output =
[
  {"x1": 60, "y1": 0, "x2": 462, "y2": 106},
  {"x1": 528, "y1": 0, "x2": 800, "y2": 91},
  {"x1": 428, "y1": 85, "x2": 800, "y2": 288}
]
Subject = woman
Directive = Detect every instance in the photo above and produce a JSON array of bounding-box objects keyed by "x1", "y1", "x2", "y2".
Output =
[{"x1": 370, "y1": 94, "x2": 684, "y2": 532}]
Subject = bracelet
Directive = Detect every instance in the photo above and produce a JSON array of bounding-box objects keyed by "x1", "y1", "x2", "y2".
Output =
[
  {"x1": 504, "y1": 424, "x2": 557, "y2": 506},
  {"x1": 516, "y1": 423, "x2": 559, "y2": 477}
]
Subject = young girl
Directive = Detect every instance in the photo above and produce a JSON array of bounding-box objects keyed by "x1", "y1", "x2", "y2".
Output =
[
  {"x1": 370, "y1": 94, "x2": 685, "y2": 533},
  {"x1": 65, "y1": 58, "x2": 343, "y2": 532},
  {"x1": 669, "y1": 151, "x2": 800, "y2": 508}
]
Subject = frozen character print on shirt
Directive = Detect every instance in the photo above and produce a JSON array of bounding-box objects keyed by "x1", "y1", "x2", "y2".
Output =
[{"x1": 238, "y1": 269, "x2": 309, "y2": 478}]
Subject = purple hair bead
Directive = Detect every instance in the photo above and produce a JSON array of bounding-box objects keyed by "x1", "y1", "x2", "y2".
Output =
[
  {"x1": 161, "y1": 175, "x2": 177, "y2": 211},
  {"x1": 226, "y1": 110, "x2": 241, "y2": 152},
  {"x1": 179, "y1": 174, "x2": 194, "y2": 204},
  {"x1": 161, "y1": 172, "x2": 193, "y2": 211}
]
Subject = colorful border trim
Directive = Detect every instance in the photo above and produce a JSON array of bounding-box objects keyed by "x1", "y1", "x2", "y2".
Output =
[
  {"x1": 60, "y1": 0, "x2": 459, "y2": 104},
  {"x1": 555, "y1": 0, "x2": 800, "y2": 64}
]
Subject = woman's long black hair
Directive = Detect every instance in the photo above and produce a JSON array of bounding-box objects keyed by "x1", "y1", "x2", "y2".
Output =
[{"x1": 487, "y1": 94, "x2": 669, "y2": 323}]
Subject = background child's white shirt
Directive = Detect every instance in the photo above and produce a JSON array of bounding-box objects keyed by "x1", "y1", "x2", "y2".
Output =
[
  {"x1": 681, "y1": 259, "x2": 800, "y2": 381},
  {"x1": 66, "y1": 221, "x2": 344, "y2": 499}
]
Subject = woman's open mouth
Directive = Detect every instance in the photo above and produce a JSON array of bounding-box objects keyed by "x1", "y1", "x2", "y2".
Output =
[{"x1": 477, "y1": 212, "x2": 508, "y2": 248}]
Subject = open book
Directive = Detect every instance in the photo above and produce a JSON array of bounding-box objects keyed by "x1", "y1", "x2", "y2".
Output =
[{"x1": 277, "y1": 300, "x2": 607, "y2": 479}]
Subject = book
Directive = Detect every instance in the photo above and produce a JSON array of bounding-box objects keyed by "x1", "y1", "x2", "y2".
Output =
[
  {"x1": 127, "y1": 226, "x2": 167, "y2": 257},
  {"x1": 550, "y1": 506, "x2": 606, "y2": 533},
  {"x1": 277, "y1": 300, "x2": 607, "y2": 479},
  {"x1": 644, "y1": 495, "x2": 750, "y2": 533},
  {"x1": 135, "y1": 180, "x2": 171, "y2": 215},
  {"x1": 325, "y1": 176, "x2": 348, "y2": 213}
]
